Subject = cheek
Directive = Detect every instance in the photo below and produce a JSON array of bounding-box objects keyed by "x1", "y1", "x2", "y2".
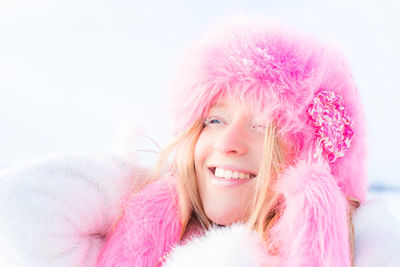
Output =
[
  {"x1": 194, "y1": 131, "x2": 213, "y2": 169},
  {"x1": 194, "y1": 131, "x2": 214, "y2": 203},
  {"x1": 245, "y1": 137, "x2": 265, "y2": 172},
  {"x1": 254, "y1": 144, "x2": 264, "y2": 168}
]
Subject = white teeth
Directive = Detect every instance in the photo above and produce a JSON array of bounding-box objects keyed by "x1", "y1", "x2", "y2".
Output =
[
  {"x1": 213, "y1": 167, "x2": 254, "y2": 179},
  {"x1": 224, "y1": 170, "x2": 232, "y2": 179},
  {"x1": 215, "y1": 168, "x2": 223, "y2": 177}
]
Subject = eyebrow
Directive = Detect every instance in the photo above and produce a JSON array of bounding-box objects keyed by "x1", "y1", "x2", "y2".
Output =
[
  {"x1": 208, "y1": 105, "x2": 228, "y2": 116},
  {"x1": 208, "y1": 102, "x2": 256, "y2": 116},
  {"x1": 210, "y1": 101, "x2": 227, "y2": 108}
]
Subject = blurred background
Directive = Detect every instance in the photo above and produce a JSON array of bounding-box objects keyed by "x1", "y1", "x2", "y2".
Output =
[{"x1": 1, "y1": 0, "x2": 399, "y2": 216}]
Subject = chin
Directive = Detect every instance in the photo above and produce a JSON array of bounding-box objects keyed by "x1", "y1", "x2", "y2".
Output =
[
  {"x1": 208, "y1": 216, "x2": 232, "y2": 226},
  {"x1": 204, "y1": 207, "x2": 248, "y2": 226}
]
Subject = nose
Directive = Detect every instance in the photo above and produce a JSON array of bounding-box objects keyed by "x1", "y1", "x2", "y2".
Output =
[{"x1": 213, "y1": 123, "x2": 248, "y2": 156}]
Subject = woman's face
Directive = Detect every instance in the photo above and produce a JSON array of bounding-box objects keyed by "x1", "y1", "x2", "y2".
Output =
[{"x1": 194, "y1": 99, "x2": 266, "y2": 225}]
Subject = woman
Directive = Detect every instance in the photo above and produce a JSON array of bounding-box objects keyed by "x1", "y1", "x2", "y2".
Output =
[{"x1": 96, "y1": 18, "x2": 367, "y2": 266}]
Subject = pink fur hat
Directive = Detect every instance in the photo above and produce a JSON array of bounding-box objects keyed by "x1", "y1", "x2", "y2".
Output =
[{"x1": 170, "y1": 18, "x2": 368, "y2": 202}]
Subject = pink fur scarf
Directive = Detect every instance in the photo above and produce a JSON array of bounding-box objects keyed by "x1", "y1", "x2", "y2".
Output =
[
  {"x1": 95, "y1": 175, "x2": 182, "y2": 266},
  {"x1": 95, "y1": 157, "x2": 352, "y2": 267}
]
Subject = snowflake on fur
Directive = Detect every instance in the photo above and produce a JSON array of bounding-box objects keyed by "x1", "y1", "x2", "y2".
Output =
[{"x1": 307, "y1": 90, "x2": 354, "y2": 163}]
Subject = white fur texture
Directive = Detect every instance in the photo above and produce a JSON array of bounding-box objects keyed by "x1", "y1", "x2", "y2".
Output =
[
  {"x1": 164, "y1": 204, "x2": 400, "y2": 267},
  {"x1": 0, "y1": 154, "x2": 399, "y2": 266},
  {"x1": 164, "y1": 224, "x2": 279, "y2": 267},
  {"x1": 0, "y1": 153, "x2": 148, "y2": 267}
]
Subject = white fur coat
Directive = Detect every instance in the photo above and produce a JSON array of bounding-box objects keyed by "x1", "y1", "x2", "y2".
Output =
[{"x1": 0, "y1": 153, "x2": 399, "y2": 266}]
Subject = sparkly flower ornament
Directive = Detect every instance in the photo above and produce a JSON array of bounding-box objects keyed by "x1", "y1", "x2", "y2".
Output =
[{"x1": 307, "y1": 90, "x2": 354, "y2": 163}]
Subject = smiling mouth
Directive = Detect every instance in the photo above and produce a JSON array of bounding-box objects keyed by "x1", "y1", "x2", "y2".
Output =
[{"x1": 209, "y1": 167, "x2": 257, "y2": 179}]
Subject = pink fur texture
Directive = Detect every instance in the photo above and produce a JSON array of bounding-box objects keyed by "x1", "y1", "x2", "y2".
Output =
[
  {"x1": 95, "y1": 177, "x2": 181, "y2": 266},
  {"x1": 271, "y1": 159, "x2": 350, "y2": 266},
  {"x1": 96, "y1": 18, "x2": 367, "y2": 266},
  {"x1": 170, "y1": 18, "x2": 367, "y2": 202}
]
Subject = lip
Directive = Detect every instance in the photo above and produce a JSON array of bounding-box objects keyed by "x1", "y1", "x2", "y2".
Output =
[{"x1": 207, "y1": 167, "x2": 255, "y2": 187}]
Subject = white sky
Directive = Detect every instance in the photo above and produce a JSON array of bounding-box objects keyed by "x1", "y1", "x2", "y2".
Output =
[{"x1": 1, "y1": 0, "x2": 399, "y2": 186}]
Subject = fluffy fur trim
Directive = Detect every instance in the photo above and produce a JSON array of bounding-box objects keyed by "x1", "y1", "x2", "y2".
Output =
[
  {"x1": 271, "y1": 159, "x2": 350, "y2": 266},
  {"x1": 95, "y1": 176, "x2": 182, "y2": 267},
  {"x1": 164, "y1": 204, "x2": 400, "y2": 267},
  {"x1": 0, "y1": 153, "x2": 147, "y2": 267},
  {"x1": 164, "y1": 224, "x2": 279, "y2": 267},
  {"x1": 170, "y1": 17, "x2": 367, "y2": 202},
  {"x1": 1, "y1": 154, "x2": 399, "y2": 266}
]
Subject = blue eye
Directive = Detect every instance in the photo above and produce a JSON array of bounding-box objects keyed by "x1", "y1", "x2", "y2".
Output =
[{"x1": 204, "y1": 118, "x2": 223, "y2": 126}]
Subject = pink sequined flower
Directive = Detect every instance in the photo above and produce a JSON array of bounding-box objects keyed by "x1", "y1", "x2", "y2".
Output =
[{"x1": 307, "y1": 90, "x2": 354, "y2": 163}]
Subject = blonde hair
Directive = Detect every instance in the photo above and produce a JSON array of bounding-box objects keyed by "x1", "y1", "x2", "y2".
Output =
[
  {"x1": 150, "y1": 116, "x2": 357, "y2": 260},
  {"x1": 151, "y1": 117, "x2": 286, "y2": 234}
]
